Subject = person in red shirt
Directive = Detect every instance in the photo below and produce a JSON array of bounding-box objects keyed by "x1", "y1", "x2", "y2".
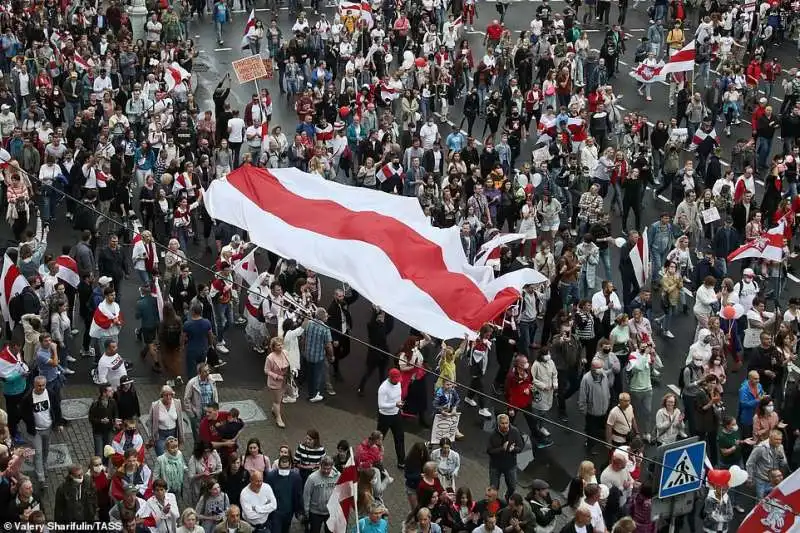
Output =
[
  {"x1": 504, "y1": 354, "x2": 553, "y2": 448},
  {"x1": 751, "y1": 97, "x2": 768, "y2": 136},
  {"x1": 198, "y1": 402, "x2": 239, "y2": 467},
  {"x1": 762, "y1": 57, "x2": 782, "y2": 100},
  {"x1": 485, "y1": 20, "x2": 504, "y2": 49}
]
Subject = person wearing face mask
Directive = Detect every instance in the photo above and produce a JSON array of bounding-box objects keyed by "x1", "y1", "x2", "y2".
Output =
[
  {"x1": 264, "y1": 455, "x2": 302, "y2": 533},
  {"x1": 110, "y1": 419, "x2": 146, "y2": 469},
  {"x1": 88, "y1": 455, "x2": 113, "y2": 521},
  {"x1": 53, "y1": 464, "x2": 97, "y2": 523},
  {"x1": 531, "y1": 350, "x2": 557, "y2": 447},
  {"x1": 679, "y1": 354, "x2": 706, "y2": 436},
  {"x1": 578, "y1": 358, "x2": 611, "y2": 456},
  {"x1": 752, "y1": 396, "x2": 785, "y2": 443},
  {"x1": 693, "y1": 374, "x2": 722, "y2": 465}
]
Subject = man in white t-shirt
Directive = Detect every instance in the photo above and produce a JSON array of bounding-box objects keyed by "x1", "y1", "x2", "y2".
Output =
[
  {"x1": 97, "y1": 340, "x2": 128, "y2": 390},
  {"x1": 227, "y1": 109, "x2": 246, "y2": 169},
  {"x1": 419, "y1": 117, "x2": 440, "y2": 150},
  {"x1": 240, "y1": 471, "x2": 277, "y2": 529},
  {"x1": 27, "y1": 376, "x2": 53, "y2": 485}
]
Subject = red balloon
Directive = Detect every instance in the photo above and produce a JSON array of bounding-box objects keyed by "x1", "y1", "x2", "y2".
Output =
[
  {"x1": 339, "y1": 106, "x2": 350, "y2": 118},
  {"x1": 414, "y1": 57, "x2": 427, "y2": 68},
  {"x1": 722, "y1": 305, "x2": 736, "y2": 320},
  {"x1": 707, "y1": 469, "x2": 731, "y2": 487}
]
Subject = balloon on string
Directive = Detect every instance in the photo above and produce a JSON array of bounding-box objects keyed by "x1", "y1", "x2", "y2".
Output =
[
  {"x1": 384, "y1": 54, "x2": 393, "y2": 64},
  {"x1": 707, "y1": 469, "x2": 731, "y2": 487},
  {"x1": 415, "y1": 57, "x2": 428, "y2": 68},
  {"x1": 721, "y1": 305, "x2": 736, "y2": 320},
  {"x1": 339, "y1": 106, "x2": 350, "y2": 118},
  {"x1": 728, "y1": 465, "x2": 749, "y2": 488},
  {"x1": 402, "y1": 51, "x2": 415, "y2": 70}
]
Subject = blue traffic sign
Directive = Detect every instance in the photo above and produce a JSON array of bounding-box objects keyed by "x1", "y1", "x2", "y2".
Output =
[{"x1": 658, "y1": 440, "x2": 707, "y2": 498}]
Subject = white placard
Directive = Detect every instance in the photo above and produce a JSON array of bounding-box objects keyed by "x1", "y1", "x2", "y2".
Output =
[
  {"x1": 669, "y1": 128, "x2": 688, "y2": 144},
  {"x1": 430, "y1": 413, "x2": 461, "y2": 443},
  {"x1": 702, "y1": 207, "x2": 720, "y2": 224},
  {"x1": 532, "y1": 146, "x2": 551, "y2": 163}
]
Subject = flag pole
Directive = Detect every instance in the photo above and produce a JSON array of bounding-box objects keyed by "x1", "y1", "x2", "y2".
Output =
[{"x1": 352, "y1": 447, "x2": 360, "y2": 533}]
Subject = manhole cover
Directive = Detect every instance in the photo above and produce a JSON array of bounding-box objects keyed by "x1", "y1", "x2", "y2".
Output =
[
  {"x1": 220, "y1": 400, "x2": 267, "y2": 423},
  {"x1": 61, "y1": 398, "x2": 93, "y2": 420}
]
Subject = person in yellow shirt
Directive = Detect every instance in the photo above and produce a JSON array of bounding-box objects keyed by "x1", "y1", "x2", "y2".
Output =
[{"x1": 666, "y1": 20, "x2": 685, "y2": 56}]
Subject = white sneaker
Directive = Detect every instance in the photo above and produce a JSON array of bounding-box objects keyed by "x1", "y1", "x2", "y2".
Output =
[
  {"x1": 309, "y1": 393, "x2": 324, "y2": 403},
  {"x1": 62, "y1": 368, "x2": 75, "y2": 375},
  {"x1": 216, "y1": 343, "x2": 230, "y2": 354},
  {"x1": 282, "y1": 396, "x2": 297, "y2": 404},
  {"x1": 664, "y1": 330, "x2": 675, "y2": 338},
  {"x1": 478, "y1": 408, "x2": 492, "y2": 418},
  {"x1": 464, "y1": 397, "x2": 478, "y2": 407},
  {"x1": 70, "y1": 329, "x2": 79, "y2": 336},
  {"x1": 65, "y1": 355, "x2": 77, "y2": 363},
  {"x1": 540, "y1": 427, "x2": 551, "y2": 437}
]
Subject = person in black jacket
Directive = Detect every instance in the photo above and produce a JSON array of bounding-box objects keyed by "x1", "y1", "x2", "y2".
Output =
[
  {"x1": 169, "y1": 264, "x2": 197, "y2": 319},
  {"x1": 97, "y1": 234, "x2": 129, "y2": 304},
  {"x1": 486, "y1": 414, "x2": 524, "y2": 500},
  {"x1": 326, "y1": 287, "x2": 359, "y2": 381},
  {"x1": 113, "y1": 376, "x2": 141, "y2": 422},
  {"x1": 527, "y1": 479, "x2": 562, "y2": 532},
  {"x1": 357, "y1": 306, "x2": 395, "y2": 396},
  {"x1": 460, "y1": 89, "x2": 479, "y2": 136},
  {"x1": 89, "y1": 383, "x2": 119, "y2": 462}
]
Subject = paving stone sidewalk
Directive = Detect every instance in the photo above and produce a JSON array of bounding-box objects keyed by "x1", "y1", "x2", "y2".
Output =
[{"x1": 2, "y1": 383, "x2": 496, "y2": 525}]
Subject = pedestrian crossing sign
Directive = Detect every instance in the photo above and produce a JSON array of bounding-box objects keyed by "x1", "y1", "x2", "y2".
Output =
[{"x1": 658, "y1": 440, "x2": 706, "y2": 498}]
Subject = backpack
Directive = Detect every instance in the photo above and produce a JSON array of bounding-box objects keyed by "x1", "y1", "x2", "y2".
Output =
[
  {"x1": 9, "y1": 289, "x2": 39, "y2": 324},
  {"x1": 677, "y1": 364, "x2": 690, "y2": 389}
]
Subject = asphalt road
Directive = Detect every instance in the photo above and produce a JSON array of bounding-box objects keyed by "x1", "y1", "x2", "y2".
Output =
[{"x1": 11, "y1": 0, "x2": 800, "y2": 502}]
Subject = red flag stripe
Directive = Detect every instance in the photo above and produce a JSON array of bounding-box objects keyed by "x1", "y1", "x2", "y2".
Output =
[{"x1": 227, "y1": 169, "x2": 518, "y2": 330}]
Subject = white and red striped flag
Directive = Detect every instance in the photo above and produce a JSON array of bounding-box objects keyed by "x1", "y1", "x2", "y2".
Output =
[
  {"x1": 0, "y1": 254, "x2": 29, "y2": 329},
  {"x1": 326, "y1": 449, "x2": 358, "y2": 533},
  {"x1": 377, "y1": 163, "x2": 401, "y2": 184},
  {"x1": 233, "y1": 247, "x2": 259, "y2": 286},
  {"x1": 661, "y1": 40, "x2": 695, "y2": 75},
  {"x1": 739, "y1": 466, "x2": 800, "y2": 533},
  {"x1": 338, "y1": 1, "x2": 374, "y2": 28},
  {"x1": 73, "y1": 52, "x2": 90, "y2": 72},
  {"x1": 628, "y1": 61, "x2": 666, "y2": 84},
  {"x1": 475, "y1": 233, "x2": 526, "y2": 268},
  {"x1": 727, "y1": 222, "x2": 786, "y2": 262},
  {"x1": 689, "y1": 126, "x2": 720, "y2": 151},
  {"x1": 629, "y1": 227, "x2": 650, "y2": 288},
  {"x1": 55, "y1": 255, "x2": 80, "y2": 288},
  {"x1": 203, "y1": 166, "x2": 546, "y2": 339},
  {"x1": 453, "y1": 15, "x2": 463, "y2": 30},
  {"x1": 379, "y1": 81, "x2": 400, "y2": 102},
  {"x1": 241, "y1": 9, "x2": 256, "y2": 51},
  {"x1": 164, "y1": 62, "x2": 191, "y2": 93}
]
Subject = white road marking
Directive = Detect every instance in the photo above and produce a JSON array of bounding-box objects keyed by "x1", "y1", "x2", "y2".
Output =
[
  {"x1": 214, "y1": 47, "x2": 233, "y2": 52},
  {"x1": 788, "y1": 273, "x2": 800, "y2": 284},
  {"x1": 756, "y1": 179, "x2": 765, "y2": 186}
]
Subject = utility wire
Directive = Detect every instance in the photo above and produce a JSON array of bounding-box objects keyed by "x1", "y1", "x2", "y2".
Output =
[{"x1": 9, "y1": 164, "x2": 794, "y2": 517}]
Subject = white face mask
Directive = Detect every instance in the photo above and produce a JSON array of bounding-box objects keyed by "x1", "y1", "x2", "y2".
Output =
[
  {"x1": 543, "y1": 354, "x2": 552, "y2": 362},
  {"x1": 92, "y1": 465, "x2": 104, "y2": 474},
  {"x1": 278, "y1": 469, "x2": 290, "y2": 476},
  {"x1": 522, "y1": 362, "x2": 530, "y2": 370},
  {"x1": 765, "y1": 405, "x2": 775, "y2": 414}
]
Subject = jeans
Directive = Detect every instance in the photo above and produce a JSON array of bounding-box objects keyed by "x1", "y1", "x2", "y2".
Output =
[
  {"x1": 93, "y1": 431, "x2": 111, "y2": 464},
  {"x1": 559, "y1": 282, "x2": 579, "y2": 309},
  {"x1": 654, "y1": 3, "x2": 666, "y2": 21},
  {"x1": 755, "y1": 478, "x2": 772, "y2": 499},
  {"x1": 33, "y1": 428, "x2": 52, "y2": 480},
  {"x1": 651, "y1": 250, "x2": 665, "y2": 283},
  {"x1": 630, "y1": 389, "x2": 653, "y2": 434},
  {"x1": 663, "y1": 304, "x2": 676, "y2": 332},
  {"x1": 489, "y1": 466, "x2": 517, "y2": 500},
  {"x1": 305, "y1": 359, "x2": 325, "y2": 398},
  {"x1": 214, "y1": 303, "x2": 232, "y2": 343},
  {"x1": 518, "y1": 321, "x2": 538, "y2": 357},
  {"x1": 599, "y1": 247, "x2": 612, "y2": 280},
  {"x1": 757, "y1": 136, "x2": 773, "y2": 168},
  {"x1": 215, "y1": 21, "x2": 224, "y2": 41},
  {"x1": 155, "y1": 428, "x2": 178, "y2": 456},
  {"x1": 135, "y1": 268, "x2": 151, "y2": 286}
]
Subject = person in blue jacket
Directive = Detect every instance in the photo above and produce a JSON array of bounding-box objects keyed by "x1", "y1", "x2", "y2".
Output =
[
  {"x1": 738, "y1": 370, "x2": 764, "y2": 438},
  {"x1": 265, "y1": 454, "x2": 303, "y2": 533}
]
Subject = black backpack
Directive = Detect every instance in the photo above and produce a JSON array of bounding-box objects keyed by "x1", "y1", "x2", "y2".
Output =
[
  {"x1": 677, "y1": 364, "x2": 690, "y2": 389},
  {"x1": 9, "y1": 289, "x2": 39, "y2": 324}
]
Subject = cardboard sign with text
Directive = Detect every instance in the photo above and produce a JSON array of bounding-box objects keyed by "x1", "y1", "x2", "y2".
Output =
[{"x1": 232, "y1": 55, "x2": 268, "y2": 84}]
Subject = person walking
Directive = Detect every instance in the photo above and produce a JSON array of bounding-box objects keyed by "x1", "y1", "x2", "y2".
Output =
[
  {"x1": 377, "y1": 368, "x2": 406, "y2": 469},
  {"x1": 486, "y1": 413, "x2": 524, "y2": 501}
]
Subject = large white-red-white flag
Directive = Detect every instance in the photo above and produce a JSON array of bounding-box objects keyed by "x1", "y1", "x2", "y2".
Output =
[
  {"x1": 0, "y1": 255, "x2": 29, "y2": 329},
  {"x1": 739, "y1": 466, "x2": 800, "y2": 533},
  {"x1": 338, "y1": 1, "x2": 374, "y2": 28},
  {"x1": 55, "y1": 255, "x2": 80, "y2": 288},
  {"x1": 661, "y1": 40, "x2": 696, "y2": 75},
  {"x1": 233, "y1": 247, "x2": 259, "y2": 286},
  {"x1": 326, "y1": 449, "x2": 358, "y2": 533},
  {"x1": 203, "y1": 166, "x2": 546, "y2": 339},
  {"x1": 628, "y1": 61, "x2": 666, "y2": 84},
  {"x1": 629, "y1": 227, "x2": 650, "y2": 288},
  {"x1": 727, "y1": 222, "x2": 786, "y2": 262}
]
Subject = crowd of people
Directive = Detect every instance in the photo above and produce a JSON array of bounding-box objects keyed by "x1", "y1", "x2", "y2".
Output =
[{"x1": 1, "y1": 0, "x2": 800, "y2": 531}]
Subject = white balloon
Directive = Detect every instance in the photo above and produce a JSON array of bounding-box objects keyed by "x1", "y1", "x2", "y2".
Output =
[
  {"x1": 728, "y1": 465, "x2": 749, "y2": 488},
  {"x1": 384, "y1": 54, "x2": 393, "y2": 64},
  {"x1": 614, "y1": 237, "x2": 626, "y2": 248},
  {"x1": 402, "y1": 50, "x2": 415, "y2": 69}
]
